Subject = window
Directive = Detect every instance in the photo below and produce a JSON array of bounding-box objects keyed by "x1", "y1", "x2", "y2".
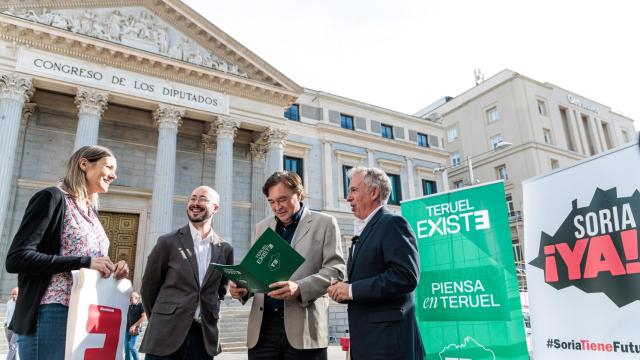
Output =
[
  {"x1": 342, "y1": 165, "x2": 353, "y2": 199},
  {"x1": 543, "y1": 128, "x2": 553, "y2": 145},
  {"x1": 496, "y1": 165, "x2": 508, "y2": 180},
  {"x1": 537, "y1": 100, "x2": 547, "y2": 116},
  {"x1": 447, "y1": 127, "x2": 458, "y2": 143},
  {"x1": 340, "y1": 114, "x2": 354, "y2": 130},
  {"x1": 490, "y1": 134, "x2": 504, "y2": 149},
  {"x1": 506, "y1": 194, "x2": 516, "y2": 217},
  {"x1": 387, "y1": 173, "x2": 402, "y2": 205},
  {"x1": 284, "y1": 156, "x2": 303, "y2": 183},
  {"x1": 550, "y1": 159, "x2": 559, "y2": 170},
  {"x1": 422, "y1": 179, "x2": 437, "y2": 196},
  {"x1": 622, "y1": 129, "x2": 630, "y2": 143},
  {"x1": 454, "y1": 180, "x2": 464, "y2": 189},
  {"x1": 417, "y1": 133, "x2": 429, "y2": 147},
  {"x1": 487, "y1": 107, "x2": 500, "y2": 123},
  {"x1": 381, "y1": 124, "x2": 394, "y2": 139},
  {"x1": 451, "y1": 152, "x2": 461, "y2": 166},
  {"x1": 284, "y1": 104, "x2": 300, "y2": 121}
]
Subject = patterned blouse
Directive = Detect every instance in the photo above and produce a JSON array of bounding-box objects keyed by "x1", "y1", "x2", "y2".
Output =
[{"x1": 40, "y1": 190, "x2": 109, "y2": 306}]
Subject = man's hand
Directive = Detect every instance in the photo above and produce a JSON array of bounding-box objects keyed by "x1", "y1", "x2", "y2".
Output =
[
  {"x1": 113, "y1": 260, "x2": 129, "y2": 280},
  {"x1": 229, "y1": 281, "x2": 248, "y2": 299},
  {"x1": 90, "y1": 257, "x2": 115, "y2": 278},
  {"x1": 267, "y1": 281, "x2": 300, "y2": 301},
  {"x1": 129, "y1": 325, "x2": 139, "y2": 335},
  {"x1": 327, "y1": 281, "x2": 351, "y2": 303}
]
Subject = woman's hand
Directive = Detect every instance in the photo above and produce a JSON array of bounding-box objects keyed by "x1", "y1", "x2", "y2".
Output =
[
  {"x1": 113, "y1": 260, "x2": 129, "y2": 280},
  {"x1": 90, "y1": 257, "x2": 115, "y2": 278}
]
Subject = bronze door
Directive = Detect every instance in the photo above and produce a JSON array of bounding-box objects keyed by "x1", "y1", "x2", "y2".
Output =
[{"x1": 98, "y1": 211, "x2": 139, "y2": 281}]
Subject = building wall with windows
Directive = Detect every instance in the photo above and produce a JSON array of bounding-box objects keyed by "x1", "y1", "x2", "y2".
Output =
[{"x1": 418, "y1": 69, "x2": 636, "y2": 276}]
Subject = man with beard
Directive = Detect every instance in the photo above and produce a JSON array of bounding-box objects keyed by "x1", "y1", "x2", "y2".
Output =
[{"x1": 141, "y1": 186, "x2": 233, "y2": 360}]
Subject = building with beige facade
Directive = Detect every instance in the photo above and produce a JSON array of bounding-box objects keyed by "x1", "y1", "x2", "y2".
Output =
[
  {"x1": 0, "y1": 0, "x2": 447, "y2": 345},
  {"x1": 416, "y1": 69, "x2": 636, "y2": 286}
]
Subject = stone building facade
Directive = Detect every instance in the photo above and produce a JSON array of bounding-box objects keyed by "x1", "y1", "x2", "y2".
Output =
[
  {"x1": 0, "y1": 0, "x2": 447, "y2": 341},
  {"x1": 416, "y1": 69, "x2": 636, "y2": 287}
]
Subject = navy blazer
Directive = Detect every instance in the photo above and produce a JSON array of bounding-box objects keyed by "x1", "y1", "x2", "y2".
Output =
[{"x1": 347, "y1": 207, "x2": 425, "y2": 360}]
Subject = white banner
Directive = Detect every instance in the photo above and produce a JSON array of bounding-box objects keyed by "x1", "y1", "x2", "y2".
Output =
[
  {"x1": 15, "y1": 48, "x2": 229, "y2": 114},
  {"x1": 524, "y1": 143, "x2": 640, "y2": 359},
  {"x1": 65, "y1": 269, "x2": 132, "y2": 360}
]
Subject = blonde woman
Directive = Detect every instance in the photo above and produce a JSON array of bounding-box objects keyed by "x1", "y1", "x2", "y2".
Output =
[{"x1": 6, "y1": 145, "x2": 129, "y2": 360}]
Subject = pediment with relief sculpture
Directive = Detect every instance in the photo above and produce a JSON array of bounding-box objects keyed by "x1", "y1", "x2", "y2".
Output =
[{"x1": 0, "y1": 0, "x2": 302, "y2": 106}]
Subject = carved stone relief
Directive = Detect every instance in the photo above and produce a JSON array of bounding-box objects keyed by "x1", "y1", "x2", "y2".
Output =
[{"x1": 1, "y1": 6, "x2": 248, "y2": 78}]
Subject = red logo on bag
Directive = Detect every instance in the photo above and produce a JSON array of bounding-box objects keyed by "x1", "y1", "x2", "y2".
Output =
[{"x1": 84, "y1": 304, "x2": 122, "y2": 360}]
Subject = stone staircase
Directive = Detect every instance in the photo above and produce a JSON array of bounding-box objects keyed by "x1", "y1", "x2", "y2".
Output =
[
  {"x1": 0, "y1": 302, "x2": 9, "y2": 353},
  {"x1": 218, "y1": 296, "x2": 251, "y2": 353},
  {"x1": 0, "y1": 297, "x2": 252, "y2": 355}
]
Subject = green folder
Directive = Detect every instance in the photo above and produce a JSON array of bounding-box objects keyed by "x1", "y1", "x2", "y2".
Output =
[{"x1": 211, "y1": 228, "x2": 305, "y2": 293}]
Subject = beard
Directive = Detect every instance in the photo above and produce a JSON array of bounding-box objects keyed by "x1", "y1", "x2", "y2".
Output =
[{"x1": 187, "y1": 205, "x2": 212, "y2": 223}]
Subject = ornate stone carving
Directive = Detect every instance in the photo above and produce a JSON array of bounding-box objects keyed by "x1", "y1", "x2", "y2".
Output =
[
  {"x1": 153, "y1": 105, "x2": 184, "y2": 129},
  {"x1": 214, "y1": 115, "x2": 240, "y2": 140},
  {"x1": 0, "y1": 72, "x2": 33, "y2": 103},
  {"x1": 75, "y1": 87, "x2": 109, "y2": 116},
  {"x1": 4, "y1": 7, "x2": 248, "y2": 77},
  {"x1": 21, "y1": 102, "x2": 36, "y2": 125},
  {"x1": 264, "y1": 128, "x2": 288, "y2": 149},
  {"x1": 249, "y1": 142, "x2": 267, "y2": 161}
]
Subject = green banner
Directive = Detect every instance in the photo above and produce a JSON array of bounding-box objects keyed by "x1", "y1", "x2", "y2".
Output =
[
  {"x1": 401, "y1": 181, "x2": 528, "y2": 359},
  {"x1": 211, "y1": 228, "x2": 305, "y2": 293}
]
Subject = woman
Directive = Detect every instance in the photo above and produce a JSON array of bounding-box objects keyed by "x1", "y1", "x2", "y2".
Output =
[{"x1": 5, "y1": 145, "x2": 129, "y2": 360}]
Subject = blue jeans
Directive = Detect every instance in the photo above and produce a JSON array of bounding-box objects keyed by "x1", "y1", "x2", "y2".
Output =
[
  {"x1": 18, "y1": 304, "x2": 68, "y2": 360},
  {"x1": 125, "y1": 332, "x2": 140, "y2": 360}
]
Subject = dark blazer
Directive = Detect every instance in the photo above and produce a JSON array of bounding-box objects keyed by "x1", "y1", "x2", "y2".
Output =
[
  {"x1": 347, "y1": 207, "x2": 425, "y2": 360},
  {"x1": 140, "y1": 225, "x2": 233, "y2": 357},
  {"x1": 5, "y1": 187, "x2": 92, "y2": 335}
]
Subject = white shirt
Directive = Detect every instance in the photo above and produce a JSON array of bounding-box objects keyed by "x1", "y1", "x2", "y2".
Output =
[
  {"x1": 4, "y1": 299, "x2": 15, "y2": 326},
  {"x1": 188, "y1": 222, "x2": 217, "y2": 320},
  {"x1": 349, "y1": 205, "x2": 385, "y2": 299}
]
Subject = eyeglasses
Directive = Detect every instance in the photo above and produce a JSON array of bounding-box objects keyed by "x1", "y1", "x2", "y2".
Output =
[{"x1": 188, "y1": 196, "x2": 212, "y2": 205}]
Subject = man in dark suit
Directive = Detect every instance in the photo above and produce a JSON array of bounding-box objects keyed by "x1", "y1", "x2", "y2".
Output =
[
  {"x1": 328, "y1": 166, "x2": 425, "y2": 360},
  {"x1": 141, "y1": 186, "x2": 233, "y2": 360}
]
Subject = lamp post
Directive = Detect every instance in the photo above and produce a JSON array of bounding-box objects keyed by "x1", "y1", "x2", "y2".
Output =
[{"x1": 436, "y1": 141, "x2": 512, "y2": 189}]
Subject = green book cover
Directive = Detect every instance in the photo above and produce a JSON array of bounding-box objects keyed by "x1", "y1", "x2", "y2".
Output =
[{"x1": 211, "y1": 228, "x2": 305, "y2": 293}]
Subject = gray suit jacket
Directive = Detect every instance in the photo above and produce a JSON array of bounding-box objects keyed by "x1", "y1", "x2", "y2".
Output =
[
  {"x1": 140, "y1": 225, "x2": 233, "y2": 357},
  {"x1": 246, "y1": 208, "x2": 345, "y2": 349}
]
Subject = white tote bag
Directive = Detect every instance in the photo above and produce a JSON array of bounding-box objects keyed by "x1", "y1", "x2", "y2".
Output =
[{"x1": 65, "y1": 268, "x2": 132, "y2": 360}]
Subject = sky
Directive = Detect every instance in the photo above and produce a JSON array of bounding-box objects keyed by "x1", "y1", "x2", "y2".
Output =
[{"x1": 183, "y1": 0, "x2": 640, "y2": 126}]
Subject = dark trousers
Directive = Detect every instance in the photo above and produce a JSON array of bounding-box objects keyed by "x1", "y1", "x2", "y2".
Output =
[
  {"x1": 145, "y1": 321, "x2": 212, "y2": 360},
  {"x1": 248, "y1": 311, "x2": 327, "y2": 360}
]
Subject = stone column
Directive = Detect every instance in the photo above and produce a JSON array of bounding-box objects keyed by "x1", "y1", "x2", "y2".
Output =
[
  {"x1": 405, "y1": 157, "x2": 416, "y2": 199},
  {"x1": 0, "y1": 72, "x2": 32, "y2": 244},
  {"x1": 322, "y1": 141, "x2": 334, "y2": 210},
  {"x1": 147, "y1": 105, "x2": 184, "y2": 256},
  {"x1": 367, "y1": 149, "x2": 376, "y2": 168},
  {"x1": 250, "y1": 142, "x2": 267, "y2": 226},
  {"x1": 213, "y1": 116, "x2": 240, "y2": 244},
  {"x1": 73, "y1": 87, "x2": 109, "y2": 150},
  {"x1": 264, "y1": 128, "x2": 288, "y2": 177}
]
